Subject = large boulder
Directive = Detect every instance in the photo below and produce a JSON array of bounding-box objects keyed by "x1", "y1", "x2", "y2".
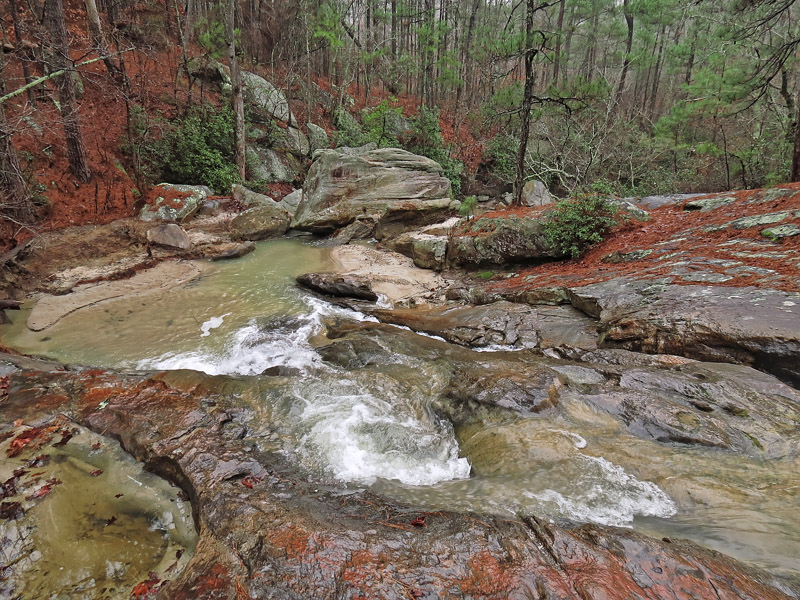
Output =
[
  {"x1": 520, "y1": 179, "x2": 554, "y2": 206},
  {"x1": 187, "y1": 56, "x2": 231, "y2": 93},
  {"x1": 290, "y1": 146, "x2": 453, "y2": 234},
  {"x1": 385, "y1": 231, "x2": 448, "y2": 270},
  {"x1": 307, "y1": 122, "x2": 329, "y2": 152},
  {"x1": 241, "y1": 71, "x2": 295, "y2": 125},
  {"x1": 246, "y1": 146, "x2": 301, "y2": 183},
  {"x1": 139, "y1": 183, "x2": 211, "y2": 222},
  {"x1": 447, "y1": 214, "x2": 561, "y2": 266},
  {"x1": 566, "y1": 278, "x2": 800, "y2": 387},
  {"x1": 278, "y1": 188, "x2": 303, "y2": 215},
  {"x1": 231, "y1": 184, "x2": 276, "y2": 208},
  {"x1": 230, "y1": 205, "x2": 291, "y2": 240},
  {"x1": 146, "y1": 223, "x2": 192, "y2": 250}
]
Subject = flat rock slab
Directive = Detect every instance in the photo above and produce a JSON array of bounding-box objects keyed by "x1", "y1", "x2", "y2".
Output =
[
  {"x1": 2, "y1": 368, "x2": 796, "y2": 600},
  {"x1": 371, "y1": 301, "x2": 599, "y2": 351},
  {"x1": 567, "y1": 279, "x2": 800, "y2": 386},
  {"x1": 329, "y1": 245, "x2": 450, "y2": 307},
  {"x1": 27, "y1": 260, "x2": 208, "y2": 331}
]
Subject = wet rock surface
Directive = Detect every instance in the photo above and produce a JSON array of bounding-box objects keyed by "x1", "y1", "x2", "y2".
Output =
[{"x1": 2, "y1": 367, "x2": 797, "y2": 600}]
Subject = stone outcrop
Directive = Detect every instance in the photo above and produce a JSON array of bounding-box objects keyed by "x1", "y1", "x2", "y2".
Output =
[
  {"x1": 241, "y1": 71, "x2": 295, "y2": 125},
  {"x1": 520, "y1": 179, "x2": 554, "y2": 206},
  {"x1": 291, "y1": 146, "x2": 453, "y2": 234},
  {"x1": 146, "y1": 223, "x2": 192, "y2": 250},
  {"x1": 566, "y1": 278, "x2": 800, "y2": 387},
  {"x1": 2, "y1": 367, "x2": 796, "y2": 600},
  {"x1": 447, "y1": 214, "x2": 560, "y2": 266},
  {"x1": 296, "y1": 272, "x2": 379, "y2": 301},
  {"x1": 245, "y1": 146, "x2": 301, "y2": 183},
  {"x1": 139, "y1": 184, "x2": 211, "y2": 222},
  {"x1": 230, "y1": 205, "x2": 291, "y2": 241}
]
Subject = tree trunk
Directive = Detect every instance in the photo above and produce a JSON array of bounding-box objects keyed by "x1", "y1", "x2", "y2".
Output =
[
  {"x1": 0, "y1": 53, "x2": 33, "y2": 222},
  {"x1": 552, "y1": 0, "x2": 565, "y2": 85},
  {"x1": 46, "y1": 0, "x2": 93, "y2": 183},
  {"x1": 225, "y1": 0, "x2": 246, "y2": 182},
  {"x1": 423, "y1": 0, "x2": 435, "y2": 108},
  {"x1": 514, "y1": 0, "x2": 537, "y2": 205},
  {"x1": 84, "y1": 0, "x2": 120, "y2": 76},
  {"x1": 791, "y1": 93, "x2": 800, "y2": 182},
  {"x1": 8, "y1": 0, "x2": 37, "y2": 104},
  {"x1": 613, "y1": 0, "x2": 633, "y2": 113}
]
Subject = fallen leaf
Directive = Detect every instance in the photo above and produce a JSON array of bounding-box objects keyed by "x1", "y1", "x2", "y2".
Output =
[
  {"x1": 91, "y1": 442, "x2": 102, "y2": 450},
  {"x1": 106, "y1": 515, "x2": 117, "y2": 526},
  {"x1": 0, "y1": 501, "x2": 23, "y2": 520},
  {"x1": 410, "y1": 516, "x2": 426, "y2": 527},
  {"x1": 90, "y1": 469, "x2": 103, "y2": 477},
  {"x1": 115, "y1": 493, "x2": 124, "y2": 498}
]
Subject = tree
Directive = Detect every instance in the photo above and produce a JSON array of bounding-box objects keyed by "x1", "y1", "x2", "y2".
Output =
[
  {"x1": 224, "y1": 0, "x2": 246, "y2": 181},
  {"x1": 0, "y1": 51, "x2": 33, "y2": 223},
  {"x1": 46, "y1": 0, "x2": 93, "y2": 183}
]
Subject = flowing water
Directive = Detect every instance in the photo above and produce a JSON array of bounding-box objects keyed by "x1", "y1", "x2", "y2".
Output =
[{"x1": 2, "y1": 239, "x2": 799, "y2": 583}]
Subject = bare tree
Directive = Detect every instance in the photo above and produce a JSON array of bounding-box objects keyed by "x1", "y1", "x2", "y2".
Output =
[
  {"x1": 45, "y1": 0, "x2": 93, "y2": 182},
  {"x1": 225, "y1": 0, "x2": 246, "y2": 182}
]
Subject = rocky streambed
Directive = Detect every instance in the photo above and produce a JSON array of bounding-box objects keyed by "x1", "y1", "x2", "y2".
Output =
[{"x1": 1, "y1": 234, "x2": 800, "y2": 599}]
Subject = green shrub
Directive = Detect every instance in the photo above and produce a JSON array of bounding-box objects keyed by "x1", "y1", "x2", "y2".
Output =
[
  {"x1": 404, "y1": 106, "x2": 463, "y2": 195},
  {"x1": 543, "y1": 195, "x2": 620, "y2": 259},
  {"x1": 486, "y1": 133, "x2": 518, "y2": 183},
  {"x1": 458, "y1": 195, "x2": 477, "y2": 217},
  {"x1": 157, "y1": 104, "x2": 240, "y2": 193},
  {"x1": 362, "y1": 99, "x2": 404, "y2": 148}
]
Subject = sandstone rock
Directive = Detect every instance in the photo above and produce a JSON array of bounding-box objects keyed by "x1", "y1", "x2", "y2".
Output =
[
  {"x1": 278, "y1": 188, "x2": 303, "y2": 215},
  {"x1": 307, "y1": 122, "x2": 329, "y2": 152},
  {"x1": 230, "y1": 205, "x2": 291, "y2": 241},
  {"x1": 206, "y1": 241, "x2": 256, "y2": 260},
  {"x1": 371, "y1": 301, "x2": 599, "y2": 351},
  {"x1": 685, "y1": 195, "x2": 736, "y2": 211},
  {"x1": 5, "y1": 369, "x2": 794, "y2": 600},
  {"x1": 231, "y1": 184, "x2": 277, "y2": 208},
  {"x1": 187, "y1": 56, "x2": 231, "y2": 92},
  {"x1": 386, "y1": 232, "x2": 448, "y2": 270},
  {"x1": 331, "y1": 217, "x2": 377, "y2": 243},
  {"x1": 762, "y1": 223, "x2": 800, "y2": 240},
  {"x1": 520, "y1": 179, "x2": 554, "y2": 206},
  {"x1": 146, "y1": 223, "x2": 192, "y2": 250},
  {"x1": 241, "y1": 71, "x2": 295, "y2": 125},
  {"x1": 139, "y1": 183, "x2": 211, "y2": 222},
  {"x1": 566, "y1": 278, "x2": 800, "y2": 386},
  {"x1": 296, "y1": 272, "x2": 379, "y2": 301},
  {"x1": 286, "y1": 127, "x2": 310, "y2": 156},
  {"x1": 291, "y1": 146, "x2": 452, "y2": 234},
  {"x1": 447, "y1": 214, "x2": 560, "y2": 266},
  {"x1": 246, "y1": 146, "x2": 301, "y2": 183}
]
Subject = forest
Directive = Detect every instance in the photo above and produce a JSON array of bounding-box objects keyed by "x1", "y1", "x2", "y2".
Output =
[{"x1": 1, "y1": 0, "x2": 800, "y2": 235}]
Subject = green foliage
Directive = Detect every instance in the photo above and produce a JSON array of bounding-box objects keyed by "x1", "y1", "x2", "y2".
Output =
[
  {"x1": 362, "y1": 99, "x2": 404, "y2": 147},
  {"x1": 332, "y1": 105, "x2": 365, "y2": 147},
  {"x1": 313, "y1": 2, "x2": 345, "y2": 49},
  {"x1": 158, "y1": 104, "x2": 240, "y2": 194},
  {"x1": 405, "y1": 106, "x2": 464, "y2": 195},
  {"x1": 195, "y1": 18, "x2": 235, "y2": 60},
  {"x1": 458, "y1": 195, "x2": 477, "y2": 217},
  {"x1": 543, "y1": 195, "x2": 620, "y2": 259},
  {"x1": 486, "y1": 134, "x2": 518, "y2": 183}
]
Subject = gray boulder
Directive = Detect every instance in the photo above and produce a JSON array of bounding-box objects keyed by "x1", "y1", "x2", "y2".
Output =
[
  {"x1": 146, "y1": 223, "x2": 192, "y2": 250},
  {"x1": 296, "y1": 272, "x2": 378, "y2": 301},
  {"x1": 246, "y1": 146, "x2": 301, "y2": 183},
  {"x1": 291, "y1": 146, "x2": 452, "y2": 234},
  {"x1": 386, "y1": 232, "x2": 448, "y2": 270},
  {"x1": 231, "y1": 184, "x2": 276, "y2": 208},
  {"x1": 187, "y1": 56, "x2": 231, "y2": 93},
  {"x1": 139, "y1": 183, "x2": 211, "y2": 222},
  {"x1": 241, "y1": 71, "x2": 295, "y2": 125},
  {"x1": 230, "y1": 205, "x2": 291, "y2": 241},
  {"x1": 521, "y1": 180, "x2": 554, "y2": 206},
  {"x1": 278, "y1": 189, "x2": 303, "y2": 215},
  {"x1": 307, "y1": 122, "x2": 329, "y2": 152},
  {"x1": 447, "y1": 214, "x2": 560, "y2": 266}
]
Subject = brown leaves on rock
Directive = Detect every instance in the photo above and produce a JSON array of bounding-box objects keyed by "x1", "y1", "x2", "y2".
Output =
[
  {"x1": 131, "y1": 572, "x2": 162, "y2": 598},
  {"x1": 0, "y1": 501, "x2": 23, "y2": 520},
  {"x1": 25, "y1": 477, "x2": 62, "y2": 500},
  {"x1": 90, "y1": 469, "x2": 103, "y2": 477},
  {"x1": 6, "y1": 423, "x2": 76, "y2": 457}
]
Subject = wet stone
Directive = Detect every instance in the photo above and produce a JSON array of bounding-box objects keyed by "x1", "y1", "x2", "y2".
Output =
[{"x1": 762, "y1": 224, "x2": 800, "y2": 240}]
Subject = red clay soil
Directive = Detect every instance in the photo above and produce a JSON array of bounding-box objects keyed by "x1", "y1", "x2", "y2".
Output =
[{"x1": 484, "y1": 184, "x2": 800, "y2": 294}]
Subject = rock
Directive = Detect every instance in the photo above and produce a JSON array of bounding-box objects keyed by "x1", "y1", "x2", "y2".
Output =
[
  {"x1": 5, "y1": 369, "x2": 795, "y2": 600},
  {"x1": 331, "y1": 217, "x2": 377, "y2": 243},
  {"x1": 246, "y1": 146, "x2": 301, "y2": 183},
  {"x1": 520, "y1": 179, "x2": 554, "y2": 206},
  {"x1": 146, "y1": 223, "x2": 192, "y2": 250},
  {"x1": 566, "y1": 278, "x2": 800, "y2": 387},
  {"x1": 447, "y1": 214, "x2": 560, "y2": 266},
  {"x1": 296, "y1": 272, "x2": 379, "y2": 301},
  {"x1": 230, "y1": 205, "x2": 291, "y2": 241},
  {"x1": 602, "y1": 248, "x2": 654, "y2": 263},
  {"x1": 139, "y1": 183, "x2": 211, "y2": 222},
  {"x1": 307, "y1": 122, "x2": 329, "y2": 152},
  {"x1": 445, "y1": 362, "x2": 559, "y2": 413},
  {"x1": 707, "y1": 211, "x2": 793, "y2": 232},
  {"x1": 386, "y1": 232, "x2": 448, "y2": 270},
  {"x1": 631, "y1": 193, "x2": 703, "y2": 209},
  {"x1": 207, "y1": 241, "x2": 256, "y2": 260},
  {"x1": 290, "y1": 146, "x2": 452, "y2": 234},
  {"x1": 241, "y1": 71, "x2": 295, "y2": 125},
  {"x1": 607, "y1": 197, "x2": 651, "y2": 220},
  {"x1": 285, "y1": 127, "x2": 310, "y2": 156},
  {"x1": 277, "y1": 188, "x2": 302, "y2": 214},
  {"x1": 231, "y1": 184, "x2": 277, "y2": 208},
  {"x1": 371, "y1": 301, "x2": 599, "y2": 351},
  {"x1": 762, "y1": 223, "x2": 800, "y2": 240},
  {"x1": 187, "y1": 56, "x2": 231, "y2": 92},
  {"x1": 685, "y1": 195, "x2": 736, "y2": 211}
]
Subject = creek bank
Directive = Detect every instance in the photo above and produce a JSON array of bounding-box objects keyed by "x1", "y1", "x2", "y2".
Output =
[{"x1": 2, "y1": 366, "x2": 797, "y2": 600}]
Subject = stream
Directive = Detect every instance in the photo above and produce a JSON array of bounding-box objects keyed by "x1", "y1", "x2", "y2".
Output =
[{"x1": 2, "y1": 239, "x2": 799, "y2": 586}]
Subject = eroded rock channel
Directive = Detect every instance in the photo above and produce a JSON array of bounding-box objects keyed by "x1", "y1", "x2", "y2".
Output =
[{"x1": 2, "y1": 238, "x2": 799, "y2": 598}]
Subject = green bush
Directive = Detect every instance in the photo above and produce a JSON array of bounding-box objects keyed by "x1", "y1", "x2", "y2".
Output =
[
  {"x1": 543, "y1": 195, "x2": 620, "y2": 259},
  {"x1": 486, "y1": 133, "x2": 518, "y2": 183},
  {"x1": 404, "y1": 106, "x2": 463, "y2": 195},
  {"x1": 157, "y1": 104, "x2": 240, "y2": 193},
  {"x1": 458, "y1": 195, "x2": 477, "y2": 217},
  {"x1": 362, "y1": 99, "x2": 404, "y2": 148}
]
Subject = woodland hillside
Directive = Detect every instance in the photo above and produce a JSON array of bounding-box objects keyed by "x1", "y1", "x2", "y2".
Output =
[{"x1": 2, "y1": 0, "x2": 800, "y2": 249}]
